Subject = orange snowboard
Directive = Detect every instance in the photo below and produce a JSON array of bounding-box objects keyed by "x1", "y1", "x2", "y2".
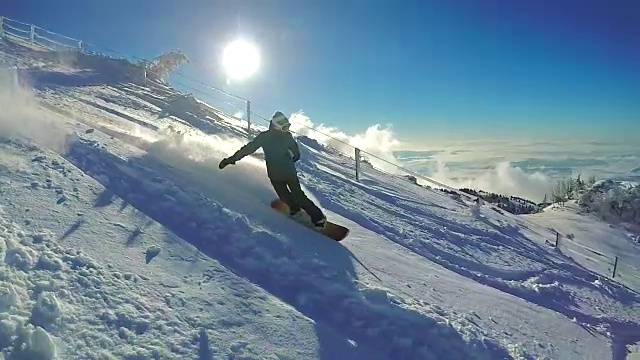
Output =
[{"x1": 270, "y1": 198, "x2": 349, "y2": 241}]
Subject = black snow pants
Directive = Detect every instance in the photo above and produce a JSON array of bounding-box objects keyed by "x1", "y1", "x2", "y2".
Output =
[{"x1": 270, "y1": 175, "x2": 324, "y2": 223}]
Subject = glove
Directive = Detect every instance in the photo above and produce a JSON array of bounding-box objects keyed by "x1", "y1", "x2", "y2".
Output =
[
  {"x1": 218, "y1": 158, "x2": 235, "y2": 169},
  {"x1": 289, "y1": 149, "x2": 299, "y2": 162}
]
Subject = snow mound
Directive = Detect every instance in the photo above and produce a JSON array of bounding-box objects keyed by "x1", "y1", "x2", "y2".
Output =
[
  {"x1": 0, "y1": 208, "x2": 200, "y2": 359},
  {"x1": 0, "y1": 213, "x2": 57, "y2": 360}
]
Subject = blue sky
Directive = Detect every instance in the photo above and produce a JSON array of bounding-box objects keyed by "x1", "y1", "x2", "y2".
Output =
[{"x1": 3, "y1": 0, "x2": 640, "y2": 145}]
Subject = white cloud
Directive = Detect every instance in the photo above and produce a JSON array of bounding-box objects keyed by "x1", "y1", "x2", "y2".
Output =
[
  {"x1": 288, "y1": 112, "x2": 402, "y2": 173},
  {"x1": 431, "y1": 160, "x2": 553, "y2": 202}
]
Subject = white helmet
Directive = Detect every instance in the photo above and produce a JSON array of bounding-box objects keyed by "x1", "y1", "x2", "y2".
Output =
[{"x1": 271, "y1": 111, "x2": 291, "y2": 131}]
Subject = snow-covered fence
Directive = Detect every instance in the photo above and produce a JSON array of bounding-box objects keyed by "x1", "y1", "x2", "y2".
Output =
[
  {"x1": 613, "y1": 260, "x2": 640, "y2": 290},
  {"x1": 553, "y1": 231, "x2": 640, "y2": 291},
  {"x1": 0, "y1": 16, "x2": 83, "y2": 51},
  {"x1": 0, "y1": 16, "x2": 252, "y2": 126}
]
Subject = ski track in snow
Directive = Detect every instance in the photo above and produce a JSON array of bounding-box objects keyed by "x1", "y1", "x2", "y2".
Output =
[
  {"x1": 61, "y1": 123, "x2": 501, "y2": 359},
  {"x1": 2, "y1": 138, "x2": 357, "y2": 360},
  {"x1": 1, "y1": 36, "x2": 639, "y2": 359}
]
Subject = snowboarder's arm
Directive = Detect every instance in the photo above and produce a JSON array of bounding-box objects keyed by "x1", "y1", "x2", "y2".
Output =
[
  {"x1": 229, "y1": 133, "x2": 265, "y2": 162},
  {"x1": 288, "y1": 134, "x2": 300, "y2": 162}
]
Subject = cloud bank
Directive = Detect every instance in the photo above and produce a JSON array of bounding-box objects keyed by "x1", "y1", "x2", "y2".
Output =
[
  {"x1": 396, "y1": 139, "x2": 640, "y2": 202},
  {"x1": 430, "y1": 160, "x2": 553, "y2": 202},
  {"x1": 282, "y1": 111, "x2": 638, "y2": 202}
]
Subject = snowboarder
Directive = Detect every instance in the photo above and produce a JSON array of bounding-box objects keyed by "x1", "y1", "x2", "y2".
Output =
[{"x1": 218, "y1": 111, "x2": 327, "y2": 230}]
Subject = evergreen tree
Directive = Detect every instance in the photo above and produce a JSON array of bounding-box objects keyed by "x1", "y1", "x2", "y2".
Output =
[
  {"x1": 565, "y1": 177, "x2": 576, "y2": 200},
  {"x1": 552, "y1": 178, "x2": 568, "y2": 205},
  {"x1": 575, "y1": 174, "x2": 585, "y2": 192}
]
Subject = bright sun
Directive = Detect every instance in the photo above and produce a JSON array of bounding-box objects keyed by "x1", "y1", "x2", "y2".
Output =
[{"x1": 222, "y1": 39, "x2": 260, "y2": 80}]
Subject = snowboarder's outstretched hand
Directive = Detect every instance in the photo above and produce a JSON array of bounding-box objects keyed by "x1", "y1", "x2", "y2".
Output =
[
  {"x1": 288, "y1": 149, "x2": 299, "y2": 162},
  {"x1": 218, "y1": 158, "x2": 235, "y2": 169}
]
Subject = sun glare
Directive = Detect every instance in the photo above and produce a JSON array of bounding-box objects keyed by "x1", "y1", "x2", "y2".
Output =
[{"x1": 222, "y1": 39, "x2": 260, "y2": 80}]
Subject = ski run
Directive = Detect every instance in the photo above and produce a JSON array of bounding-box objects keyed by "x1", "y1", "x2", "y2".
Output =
[{"x1": 0, "y1": 33, "x2": 638, "y2": 360}]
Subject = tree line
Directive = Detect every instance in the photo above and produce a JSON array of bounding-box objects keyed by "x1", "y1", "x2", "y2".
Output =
[{"x1": 547, "y1": 175, "x2": 640, "y2": 226}]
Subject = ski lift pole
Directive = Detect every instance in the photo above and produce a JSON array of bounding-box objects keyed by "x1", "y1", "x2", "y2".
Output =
[
  {"x1": 246, "y1": 100, "x2": 251, "y2": 137},
  {"x1": 355, "y1": 148, "x2": 361, "y2": 181}
]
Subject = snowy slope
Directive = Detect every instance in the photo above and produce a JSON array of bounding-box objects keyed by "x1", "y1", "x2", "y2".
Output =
[
  {"x1": 523, "y1": 202, "x2": 640, "y2": 294},
  {"x1": 1, "y1": 35, "x2": 639, "y2": 359}
]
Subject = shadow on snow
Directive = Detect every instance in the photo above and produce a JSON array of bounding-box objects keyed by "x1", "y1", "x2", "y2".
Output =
[
  {"x1": 298, "y1": 159, "x2": 640, "y2": 359},
  {"x1": 63, "y1": 137, "x2": 513, "y2": 360}
]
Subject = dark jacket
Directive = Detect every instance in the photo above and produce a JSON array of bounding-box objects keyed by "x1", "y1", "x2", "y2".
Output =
[{"x1": 228, "y1": 124, "x2": 301, "y2": 180}]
